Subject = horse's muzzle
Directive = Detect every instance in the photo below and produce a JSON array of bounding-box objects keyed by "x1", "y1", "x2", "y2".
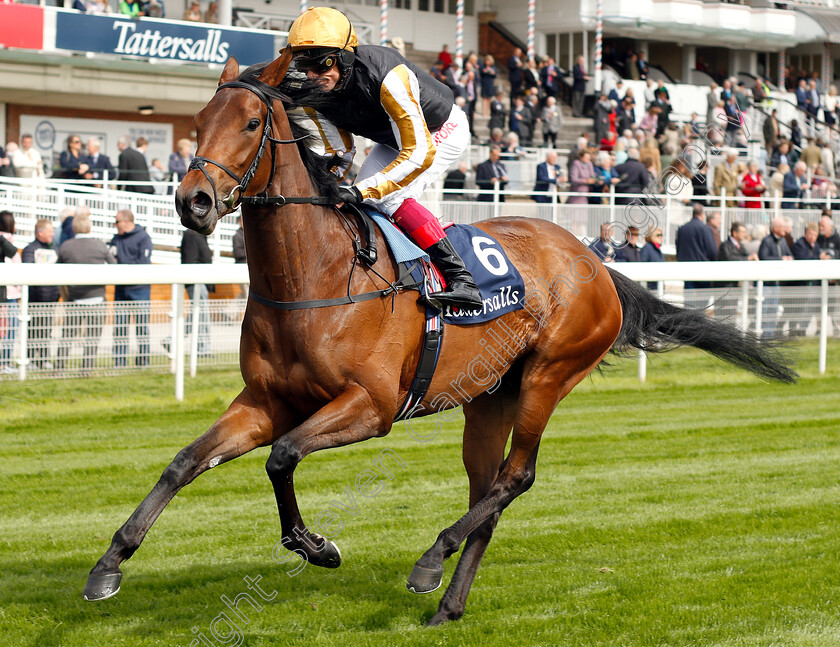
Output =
[{"x1": 175, "y1": 187, "x2": 217, "y2": 235}]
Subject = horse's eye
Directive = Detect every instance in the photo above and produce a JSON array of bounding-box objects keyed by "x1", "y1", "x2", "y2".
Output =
[{"x1": 246, "y1": 119, "x2": 261, "y2": 131}]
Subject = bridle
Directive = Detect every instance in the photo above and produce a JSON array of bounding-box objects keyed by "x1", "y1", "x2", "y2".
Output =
[{"x1": 188, "y1": 80, "x2": 333, "y2": 211}]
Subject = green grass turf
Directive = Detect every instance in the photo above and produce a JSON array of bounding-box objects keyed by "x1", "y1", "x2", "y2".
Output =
[{"x1": 1, "y1": 340, "x2": 839, "y2": 647}]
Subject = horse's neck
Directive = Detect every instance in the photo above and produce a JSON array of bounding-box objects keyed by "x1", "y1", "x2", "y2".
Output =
[{"x1": 243, "y1": 160, "x2": 346, "y2": 302}]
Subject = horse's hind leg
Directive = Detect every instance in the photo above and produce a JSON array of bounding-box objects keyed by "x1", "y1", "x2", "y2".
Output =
[
  {"x1": 421, "y1": 390, "x2": 519, "y2": 625},
  {"x1": 83, "y1": 388, "x2": 283, "y2": 601},
  {"x1": 407, "y1": 355, "x2": 602, "y2": 600}
]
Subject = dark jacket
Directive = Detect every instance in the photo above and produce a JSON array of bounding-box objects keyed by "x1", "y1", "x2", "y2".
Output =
[
  {"x1": 757, "y1": 234, "x2": 790, "y2": 260},
  {"x1": 782, "y1": 171, "x2": 806, "y2": 208},
  {"x1": 791, "y1": 236, "x2": 821, "y2": 260},
  {"x1": 0, "y1": 236, "x2": 18, "y2": 301},
  {"x1": 488, "y1": 98, "x2": 507, "y2": 132},
  {"x1": 58, "y1": 150, "x2": 86, "y2": 180},
  {"x1": 717, "y1": 237, "x2": 750, "y2": 262},
  {"x1": 168, "y1": 153, "x2": 193, "y2": 183},
  {"x1": 817, "y1": 231, "x2": 840, "y2": 259},
  {"x1": 588, "y1": 238, "x2": 628, "y2": 262},
  {"x1": 758, "y1": 232, "x2": 792, "y2": 286},
  {"x1": 61, "y1": 217, "x2": 75, "y2": 244},
  {"x1": 475, "y1": 159, "x2": 507, "y2": 202},
  {"x1": 21, "y1": 239, "x2": 59, "y2": 303},
  {"x1": 572, "y1": 64, "x2": 586, "y2": 93},
  {"x1": 532, "y1": 162, "x2": 561, "y2": 203},
  {"x1": 181, "y1": 229, "x2": 213, "y2": 292},
  {"x1": 792, "y1": 236, "x2": 822, "y2": 286},
  {"x1": 676, "y1": 217, "x2": 718, "y2": 262},
  {"x1": 233, "y1": 227, "x2": 246, "y2": 263},
  {"x1": 442, "y1": 169, "x2": 466, "y2": 195},
  {"x1": 295, "y1": 45, "x2": 453, "y2": 151},
  {"x1": 717, "y1": 236, "x2": 750, "y2": 288},
  {"x1": 614, "y1": 159, "x2": 649, "y2": 204},
  {"x1": 640, "y1": 241, "x2": 664, "y2": 289},
  {"x1": 110, "y1": 224, "x2": 153, "y2": 299},
  {"x1": 118, "y1": 148, "x2": 155, "y2": 194},
  {"x1": 110, "y1": 224, "x2": 152, "y2": 266},
  {"x1": 507, "y1": 54, "x2": 523, "y2": 88},
  {"x1": 84, "y1": 153, "x2": 116, "y2": 182}
]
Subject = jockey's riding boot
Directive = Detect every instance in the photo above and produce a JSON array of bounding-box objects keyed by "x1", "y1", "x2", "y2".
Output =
[{"x1": 425, "y1": 237, "x2": 483, "y2": 309}]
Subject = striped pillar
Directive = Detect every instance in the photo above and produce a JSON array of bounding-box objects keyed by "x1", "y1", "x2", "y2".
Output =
[
  {"x1": 527, "y1": 0, "x2": 535, "y2": 59},
  {"x1": 380, "y1": 0, "x2": 388, "y2": 46},
  {"x1": 778, "y1": 49, "x2": 786, "y2": 91},
  {"x1": 824, "y1": 42, "x2": 832, "y2": 90},
  {"x1": 299, "y1": 0, "x2": 307, "y2": 15},
  {"x1": 594, "y1": 0, "x2": 603, "y2": 93},
  {"x1": 455, "y1": 0, "x2": 464, "y2": 70}
]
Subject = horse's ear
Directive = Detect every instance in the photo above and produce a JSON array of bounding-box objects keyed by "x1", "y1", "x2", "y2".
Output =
[
  {"x1": 218, "y1": 57, "x2": 240, "y2": 86},
  {"x1": 259, "y1": 47, "x2": 292, "y2": 86}
]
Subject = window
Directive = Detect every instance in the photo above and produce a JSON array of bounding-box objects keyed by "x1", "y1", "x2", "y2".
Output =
[{"x1": 546, "y1": 34, "x2": 557, "y2": 63}]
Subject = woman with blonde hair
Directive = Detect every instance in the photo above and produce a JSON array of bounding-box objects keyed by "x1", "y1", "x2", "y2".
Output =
[
  {"x1": 770, "y1": 162, "x2": 790, "y2": 199},
  {"x1": 641, "y1": 137, "x2": 661, "y2": 175}
]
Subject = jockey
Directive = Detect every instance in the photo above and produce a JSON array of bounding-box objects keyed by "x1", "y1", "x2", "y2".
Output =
[{"x1": 285, "y1": 6, "x2": 482, "y2": 309}]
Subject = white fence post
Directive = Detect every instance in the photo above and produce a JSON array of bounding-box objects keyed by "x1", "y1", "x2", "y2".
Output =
[
  {"x1": 493, "y1": 182, "x2": 501, "y2": 219},
  {"x1": 169, "y1": 284, "x2": 178, "y2": 374},
  {"x1": 189, "y1": 286, "x2": 200, "y2": 378},
  {"x1": 174, "y1": 285, "x2": 186, "y2": 401},
  {"x1": 820, "y1": 278, "x2": 829, "y2": 375},
  {"x1": 755, "y1": 280, "x2": 764, "y2": 336},
  {"x1": 18, "y1": 286, "x2": 29, "y2": 382},
  {"x1": 740, "y1": 280, "x2": 750, "y2": 334}
]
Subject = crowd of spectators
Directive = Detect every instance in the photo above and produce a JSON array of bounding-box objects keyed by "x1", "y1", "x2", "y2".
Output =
[
  {"x1": 0, "y1": 134, "x2": 194, "y2": 194},
  {"x1": 62, "y1": 0, "x2": 221, "y2": 22},
  {"x1": 0, "y1": 204, "x2": 216, "y2": 374},
  {"x1": 585, "y1": 202, "x2": 840, "y2": 337}
]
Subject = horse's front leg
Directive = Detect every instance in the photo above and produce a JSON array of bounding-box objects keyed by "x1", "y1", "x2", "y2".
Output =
[
  {"x1": 266, "y1": 385, "x2": 389, "y2": 569},
  {"x1": 84, "y1": 388, "x2": 286, "y2": 601}
]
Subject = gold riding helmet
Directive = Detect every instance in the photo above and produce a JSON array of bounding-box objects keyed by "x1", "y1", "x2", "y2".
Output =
[{"x1": 288, "y1": 7, "x2": 358, "y2": 76}]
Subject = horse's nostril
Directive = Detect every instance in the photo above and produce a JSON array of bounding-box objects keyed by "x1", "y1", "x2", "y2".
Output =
[{"x1": 191, "y1": 191, "x2": 213, "y2": 211}]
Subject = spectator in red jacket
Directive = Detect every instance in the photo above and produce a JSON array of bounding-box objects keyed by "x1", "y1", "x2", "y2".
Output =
[{"x1": 740, "y1": 161, "x2": 766, "y2": 209}]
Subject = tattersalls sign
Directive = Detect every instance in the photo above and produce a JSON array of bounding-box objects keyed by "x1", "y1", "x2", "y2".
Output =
[{"x1": 54, "y1": 12, "x2": 275, "y2": 66}]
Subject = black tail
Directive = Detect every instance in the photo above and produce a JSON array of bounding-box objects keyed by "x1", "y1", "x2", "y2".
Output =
[{"x1": 607, "y1": 267, "x2": 797, "y2": 383}]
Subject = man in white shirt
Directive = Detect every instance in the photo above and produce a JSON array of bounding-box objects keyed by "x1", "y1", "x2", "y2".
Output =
[{"x1": 11, "y1": 134, "x2": 44, "y2": 179}]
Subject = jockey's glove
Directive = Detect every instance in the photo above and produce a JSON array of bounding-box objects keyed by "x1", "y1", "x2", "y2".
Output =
[{"x1": 338, "y1": 185, "x2": 363, "y2": 205}]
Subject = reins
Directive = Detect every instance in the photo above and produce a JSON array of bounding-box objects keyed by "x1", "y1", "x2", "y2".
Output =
[
  {"x1": 191, "y1": 77, "x2": 420, "y2": 310},
  {"x1": 189, "y1": 80, "x2": 333, "y2": 212}
]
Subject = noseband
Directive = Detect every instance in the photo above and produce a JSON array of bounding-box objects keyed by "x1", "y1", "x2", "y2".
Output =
[{"x1": 188, "y1": 80, "x2": 332, "y2": 210}]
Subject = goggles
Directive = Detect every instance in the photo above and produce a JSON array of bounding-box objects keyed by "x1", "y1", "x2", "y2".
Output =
[{"x1": 293, "y1": 49, "x2": 340, "y2": 75}]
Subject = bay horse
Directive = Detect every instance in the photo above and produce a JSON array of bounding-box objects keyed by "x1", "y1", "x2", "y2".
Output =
[{"x1": 84, "y1": 50, "x2": 796, "y2": 625}]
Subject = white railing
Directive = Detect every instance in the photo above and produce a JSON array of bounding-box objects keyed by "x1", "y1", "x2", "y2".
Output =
[
  {"x1": 1, "y1": 262, "x2": 839, "y2": 395},
  {"x1": 0, "y1": 265, "x2": 248, "y2": 399},
  {"x1": 0, "y1": 176, "x2": 238, "y2": 264},
  {"x1": 2, "y1": 174, "x2": 836, "y2": 263}
]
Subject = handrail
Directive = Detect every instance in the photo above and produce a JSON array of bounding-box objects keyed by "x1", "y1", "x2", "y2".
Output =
[
  {"x1": 753, "y1": 104, "x2": 804, "y2": 155},
  {"x1": 769, "y1": 93, "x2": 840, "y2": 138},
  {"x1": 2, "y1": 260, "x2": 838, "y2": 287}
]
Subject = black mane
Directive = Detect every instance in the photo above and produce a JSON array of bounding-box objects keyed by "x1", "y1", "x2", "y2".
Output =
[{"x1": 236, "y1": 63, "x2": 342, "y2": 205}]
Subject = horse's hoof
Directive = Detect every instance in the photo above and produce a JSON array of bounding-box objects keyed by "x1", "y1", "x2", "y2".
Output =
[
  {"x1": 427, "y1": 610, "x2": 462, "y2": 626},
  {"x1": 83, "y1": 571, "x2": 122, "y2": 601},
  {"x1": 309, "y1": 533, "x2": 342, "y2": 569},
  {"x1": 406, "y1": 563, "x2": 443, "y2": 594}
]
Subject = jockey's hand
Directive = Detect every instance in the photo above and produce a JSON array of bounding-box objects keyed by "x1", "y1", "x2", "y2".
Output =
[{"x1": 338, "y1": 186, "x2": 362, "y2": 205}]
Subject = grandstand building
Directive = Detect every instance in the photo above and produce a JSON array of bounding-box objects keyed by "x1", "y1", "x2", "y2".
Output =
[{"x1": 0, "y1": 0, "x2": 837, "y2": 163}]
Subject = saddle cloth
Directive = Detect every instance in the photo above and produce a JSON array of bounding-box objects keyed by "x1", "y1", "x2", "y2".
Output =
[{"x1": 363, "y1": 208, "x2": 525, "y2": 325}]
